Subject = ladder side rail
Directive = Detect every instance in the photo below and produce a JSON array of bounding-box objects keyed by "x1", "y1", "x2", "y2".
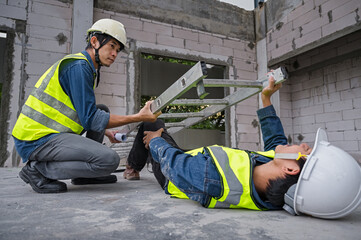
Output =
[
  {"x1": 165, "y1": 122, "x2": 187, "y2": 128},
  {"x1": 203, "y1": 79, "x2": 263, "y2": 88},
  {"x1": 170, "y1": 99, "x2": 229, "y2": 106}
]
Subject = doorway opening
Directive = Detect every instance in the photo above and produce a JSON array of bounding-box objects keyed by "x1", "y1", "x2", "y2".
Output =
[
  {"x1": 0, "y1": 31, "x2": 6, "y2": 107},
  {"x1": 0, "y1": 30, "x2": 11, "y2": 166}
]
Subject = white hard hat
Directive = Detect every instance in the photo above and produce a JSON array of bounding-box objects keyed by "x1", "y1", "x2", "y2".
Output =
[
  {"x1": 283, "y1": 128, "x2": 361, "y2": 219},
  {"x1": 87, "y1": 18, "x2": 128, "y2": 51}
]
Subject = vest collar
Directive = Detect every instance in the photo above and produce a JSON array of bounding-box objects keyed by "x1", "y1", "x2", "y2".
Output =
[{"x1": 81, "y1": 51, "x2": 97, "y2": 77}]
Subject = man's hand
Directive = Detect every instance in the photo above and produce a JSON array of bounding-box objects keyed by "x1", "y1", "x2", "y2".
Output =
[
  {"x1": 105, "y1": 129, "x2": 120, "y2": 143},
  {"x1": 261, "y1": 72, "x2": 282, "y2": 108},
  {"x1": 143, "y1": 128, "x2": 164, "y2": 149},
  {"x1": 107, "y1": 101, "x2": 162, "y2": 129},
  {"x1": 137, "y1": 101, "x2": 162, "y2": 122}
]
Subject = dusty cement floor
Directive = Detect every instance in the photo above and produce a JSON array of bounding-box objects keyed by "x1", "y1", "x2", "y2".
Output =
[{"x1": 0, "y1": 167, "x2": 360, "y2": 240}]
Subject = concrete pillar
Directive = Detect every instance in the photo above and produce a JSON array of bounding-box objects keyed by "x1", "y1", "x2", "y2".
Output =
[
  {"x1": 255, "y1": 4, "x2": 280, "y2": 150},
  {"x1": 71, "y1": 0, "x2": 94, "y2": 53}
]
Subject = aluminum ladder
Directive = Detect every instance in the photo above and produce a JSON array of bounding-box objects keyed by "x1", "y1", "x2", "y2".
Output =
[{"x1": 116, "y1": 61, "x2": 287, "y2": 140}]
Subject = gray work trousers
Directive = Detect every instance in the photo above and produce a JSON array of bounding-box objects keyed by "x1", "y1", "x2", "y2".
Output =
[{"x1": 28, "y1": 104, "x2": 120, "y2": 180}]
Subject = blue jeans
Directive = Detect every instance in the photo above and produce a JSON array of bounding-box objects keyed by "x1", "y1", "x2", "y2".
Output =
[
  {"x1": 128, "y1": 120, "x2": 222, "y2": 206},
  {"x1": 127, "y1": 120, "x2": 180, "y2": 188},
  {"x1": 150, "y1": 137, "x2": 222, "y2": 206}
]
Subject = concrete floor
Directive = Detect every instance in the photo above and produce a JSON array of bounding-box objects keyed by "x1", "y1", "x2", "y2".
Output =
[{"x1": 0, "y1": 167, "x2": 360, "y2": 240}]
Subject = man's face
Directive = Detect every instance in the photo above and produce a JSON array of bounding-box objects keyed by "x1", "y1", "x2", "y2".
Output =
[
  {"x1": 275, "y1": 143, "x2": 312, "y2": 156},
  {"x1": 98, "y1": 39, "x2": 122, "y2": 67},
  {"x1": 272, "y1": 143, "x2": 312, "y2": 176}
]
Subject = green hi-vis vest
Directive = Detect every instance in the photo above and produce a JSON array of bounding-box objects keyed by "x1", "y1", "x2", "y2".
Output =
[
  {"x1": 167, "y1": 145, "x2": 275, "y2": 210},
  {"x1": 12, "y1": 53, "x2": 95, "y2": 141}
]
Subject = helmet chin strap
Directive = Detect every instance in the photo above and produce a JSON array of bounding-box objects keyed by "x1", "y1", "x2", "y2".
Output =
[
  {"x1": 93, "y1": 35, "x2": 111, "y2": 87},
  {"x1": 94, "y1": 48, "x2": 102, "y2": 87}
]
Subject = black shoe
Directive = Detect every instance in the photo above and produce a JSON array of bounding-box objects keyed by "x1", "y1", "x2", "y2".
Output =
[
  {"x1": 19, "y1": 163, "x2": 67, "y2": 193},
  {"x1": 71, "y1": 175, "x2": 117, "y2": 185}
]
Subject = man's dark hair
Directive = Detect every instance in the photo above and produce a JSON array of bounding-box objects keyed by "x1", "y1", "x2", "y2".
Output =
[
  {"x1": 85, "y1": 32, "x2": 124, "y2": 51},
  {"x1": 265, "y1": 158, "x2": 306, "y2": 207},
  {"x1": 85, "y1": 32, "x2": 109, "y2": 50}
]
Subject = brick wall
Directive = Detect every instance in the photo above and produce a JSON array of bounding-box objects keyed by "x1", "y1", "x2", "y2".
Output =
[
  {"x1": 24, "y1": 0, "x2": 73, "y2": 99},
  {"x1": 283, "y1": 54, "x2": 361, "y2": 154},
  {"x1": 265, "y1": 0, "x2": 361, "y2": 155},
  {"x1": 276, "y1": 28, "x2": 361, "y2": 154},
  {"x1": 267, "y1": 0, "x2": 361, "y2": 63}
]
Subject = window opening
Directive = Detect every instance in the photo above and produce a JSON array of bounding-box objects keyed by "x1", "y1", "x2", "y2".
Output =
[{"x1": 140, "y1": 53, "x2": 226, "y2": 131}]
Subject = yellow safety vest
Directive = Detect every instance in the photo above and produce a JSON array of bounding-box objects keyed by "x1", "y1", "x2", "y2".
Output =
[
  {"x1": 167, "y1": 145, "x2": 275, "y2": 210},
  {"x1": 12, "y1": 53, "x2": 95, "y2": 141}
]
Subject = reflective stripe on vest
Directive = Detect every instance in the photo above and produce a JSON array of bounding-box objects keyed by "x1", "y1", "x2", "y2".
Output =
[
  {"x1": 12, "y1": 53, "x2": 94, "y2": 141},
  {"x1": 204, "y1": 146, "x2": 258, "y2": 209},
  {"x1": 167, "y1": 145, "x2": 275, "y2": 210},
  {"x1": 207, "y1": 146, "x2": 245, "y2": 208}
]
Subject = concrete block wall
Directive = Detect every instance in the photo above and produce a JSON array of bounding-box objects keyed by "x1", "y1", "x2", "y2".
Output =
[
  {"x1": 264, "y1": 0, "x2": 361, "y2": 155},
  {"x1": 235, "y1": 95, "x2": 260, "y2": 150},
  {"x1": 0, "y1": 0, "x2": 27, "y2": 21},
  {"x1": 94, "y1": 60, "x2": 127, "y2": 116},
  {"x1": 279, "y1": 81, "x2": 293, "y2": 142},
  {"x1": 24, "y1": 0, "x2": 73, "y2": 99},
  {"x1": 286, "y1": 54, "x2": 361, "y2": 154},
  {"x1": 267, "y1": 0, "x2": 361, "y2": 63}
]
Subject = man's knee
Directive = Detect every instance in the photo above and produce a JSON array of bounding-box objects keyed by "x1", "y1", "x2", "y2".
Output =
[
  {"x1": 96, "y1": 148, "x2": 120, "y2": 172},
  {"x1": 107, "y1": 150, "x2": 120, "y2": 170},
  {"x1": 143, "y1": 119, "x2": 165, "y2": 131}
]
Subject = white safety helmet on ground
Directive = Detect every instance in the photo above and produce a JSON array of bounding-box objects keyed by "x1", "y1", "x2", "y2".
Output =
[
  {"x1": 283, "y1": 128, "x2": 361, "y2": 219},
  {"x1": 87, "y1": 18, "x2": 128, "y2": 51}
]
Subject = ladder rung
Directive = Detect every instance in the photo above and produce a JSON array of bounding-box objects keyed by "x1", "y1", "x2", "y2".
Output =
[
  {"x1": 165, "y1": 122, "x2": 186, "y2": 128},
  {"x1": 159, "y1": 112, "x2": 206, "y2": 118},
  {"x1": 202, "y1": 79, "x2": 263, "y2": 88},
  {"x1": 170, "y1": 99, "x2": 229, "y2": 106}
]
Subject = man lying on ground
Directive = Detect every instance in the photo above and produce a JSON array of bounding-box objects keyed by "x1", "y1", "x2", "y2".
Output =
[{"x1": 124, "y1": 75, "x2": 311, "y2": 210}]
